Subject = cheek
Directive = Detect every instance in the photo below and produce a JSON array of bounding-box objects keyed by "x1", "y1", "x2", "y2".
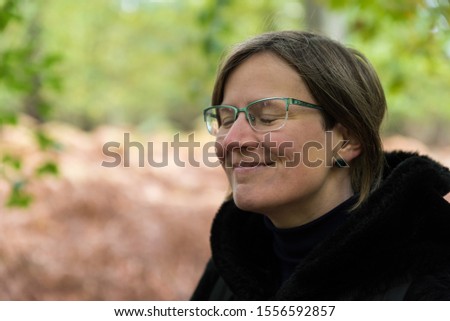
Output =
[
  {"x1": 214, "y1": 139, "x2": 226, "y2": 161},
  {"x1": 267, "y1": 130, "x2": 327, "y2": 166}
]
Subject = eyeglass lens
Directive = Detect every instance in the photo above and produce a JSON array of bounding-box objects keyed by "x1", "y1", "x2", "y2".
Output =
[{"x1": 206, "y1": 99, "x2": 288, "y2": 136}]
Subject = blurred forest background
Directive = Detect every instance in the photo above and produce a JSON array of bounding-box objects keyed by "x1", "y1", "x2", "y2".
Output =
[{"x1": 0, "y1": 0, "x2": 449, "y2": 299}]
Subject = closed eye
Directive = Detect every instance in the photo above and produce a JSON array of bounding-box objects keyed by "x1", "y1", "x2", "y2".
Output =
[{"x1": 220, "y1": 117, "x2": 235, "y2": 128}]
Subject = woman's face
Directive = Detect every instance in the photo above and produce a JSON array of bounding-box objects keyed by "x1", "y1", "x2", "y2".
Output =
[{"x1": 216, "y1": 52, "x2": 355, "y2": 228}]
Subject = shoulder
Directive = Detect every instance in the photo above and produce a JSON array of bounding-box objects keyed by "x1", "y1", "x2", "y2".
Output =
[
  {"x1": 405, "y1": 269, "x2": 450, "y2": 300},
  {"x1": 191, "y1": 259, "x2": 235, "y2": 301},
  {"x1": 191, "y1": 259, "x2": 220, "y2": 300},
  {"x1": 380, "y1": 151, "x2": 450, "y2": 210}
]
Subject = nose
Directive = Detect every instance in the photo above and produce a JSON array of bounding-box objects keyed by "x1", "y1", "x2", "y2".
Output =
[{"x1": 215, "y1": 113, "x2": 259, "y2": 160}]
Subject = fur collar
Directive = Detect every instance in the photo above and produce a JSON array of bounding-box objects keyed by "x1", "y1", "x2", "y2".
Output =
[{"x1": 210, "y1": 151, "x2": 450, "y2": 300}]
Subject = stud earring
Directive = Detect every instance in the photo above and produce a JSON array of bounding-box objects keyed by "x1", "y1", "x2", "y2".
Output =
[{"x1": 334, "y1": 158, "x2": 348, "y2": 168}]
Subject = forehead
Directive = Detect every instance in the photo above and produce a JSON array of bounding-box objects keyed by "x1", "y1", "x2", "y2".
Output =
[{"x1": 222, "y1": 52, "x2": 311, "y2": 105}]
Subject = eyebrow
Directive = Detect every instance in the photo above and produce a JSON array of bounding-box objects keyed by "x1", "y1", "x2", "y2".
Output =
[{"x1": 220, "y1": 97, "x2": 272, "y2": 106}]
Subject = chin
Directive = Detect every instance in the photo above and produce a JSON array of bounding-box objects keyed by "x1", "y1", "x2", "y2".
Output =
[{"x1": 233, "y1": 195, "x2": 269, "y2": 214}]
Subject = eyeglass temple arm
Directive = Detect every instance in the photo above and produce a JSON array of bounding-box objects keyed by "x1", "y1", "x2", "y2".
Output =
[{"x1": 290, "y1": 98, "x2": 323, "y2": 110}]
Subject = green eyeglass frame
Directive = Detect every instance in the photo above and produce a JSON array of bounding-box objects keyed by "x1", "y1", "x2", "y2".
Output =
[{"x1": 203, "y1": 97, "x2": 323, "y2": 136}]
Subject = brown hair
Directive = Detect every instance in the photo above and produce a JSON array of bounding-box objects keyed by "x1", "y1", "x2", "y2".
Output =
[{"x1": 212, "y1": 31, "x2": 387, "y2": 209}]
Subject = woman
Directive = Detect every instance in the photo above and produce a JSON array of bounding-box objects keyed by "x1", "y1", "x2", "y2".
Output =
[{"x1": 192, "y1": 31, "x2": 450, "y2": 300}]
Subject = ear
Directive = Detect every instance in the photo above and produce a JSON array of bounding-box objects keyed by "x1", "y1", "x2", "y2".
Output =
[{"x1": 332, "y1": 123, "x2": 361, "y2": 164}]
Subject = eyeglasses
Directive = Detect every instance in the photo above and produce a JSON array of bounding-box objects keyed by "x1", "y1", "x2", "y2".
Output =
[{"x1": 203, "y1": 97, "x2": 323, "y2": 136}]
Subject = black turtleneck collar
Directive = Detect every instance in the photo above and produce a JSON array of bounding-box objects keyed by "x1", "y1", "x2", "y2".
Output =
[{"x1": 264, "y1": 196, "x2": 357, "y2": 285}]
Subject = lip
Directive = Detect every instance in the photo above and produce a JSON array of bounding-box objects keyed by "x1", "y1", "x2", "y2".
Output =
[{"x1": 230, "y1": 161, "x2": 276, "y2": 172}]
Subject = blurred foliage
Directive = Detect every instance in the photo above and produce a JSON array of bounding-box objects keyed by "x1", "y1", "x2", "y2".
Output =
[
  {"x1": 35, "y1": 0, "x2": 305, "y2": 131},
  {"x1": 0, "y1": 0, "x2": 60, "y2": 207},
  {"x1": 2, "y1": 0, "x2": 448, "y2": 140},
  {"x1": 323, "y1": 0, "x2": 450, "y2": 143},
  {"x1": 0, "y1": 0, "x2": 449, "y2": 207}
]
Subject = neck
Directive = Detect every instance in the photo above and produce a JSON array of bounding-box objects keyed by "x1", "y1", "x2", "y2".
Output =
[{"x1": 264, "y1": 195, "x2": 356, "y2": 284}]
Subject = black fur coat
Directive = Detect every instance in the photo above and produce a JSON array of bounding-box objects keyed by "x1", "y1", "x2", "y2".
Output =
[{"x1": 191, "y1": 151, "x2": 450, "y2": 300}]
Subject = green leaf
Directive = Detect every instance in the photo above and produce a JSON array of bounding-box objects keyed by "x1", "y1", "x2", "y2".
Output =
[
  {"x1": 0, "y1": 112, "x2": 18, "y2": 126},
  {"x1": 41, "y1": 53, "x2": 63, "y2": 68},
  {"x1": 35, "y1": 161, "x2": 59, "y2": 176},
  {"x1": 6, "y1": 180, "x2": 33, "y2": 208},
  {"x1": 2, "y1": 154, "x2": 22, "y2": 170},
  {"x1": 35, "y1": 130, "x2": 60, "y2": 151},
  {"x1": 0, "y1": 0, "x2": 21, "y2": 32}
]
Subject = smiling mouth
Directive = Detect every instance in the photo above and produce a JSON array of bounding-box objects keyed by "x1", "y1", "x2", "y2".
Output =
[{"x1": 233, "y1": 161, "x2": 276, "y2": 168}]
